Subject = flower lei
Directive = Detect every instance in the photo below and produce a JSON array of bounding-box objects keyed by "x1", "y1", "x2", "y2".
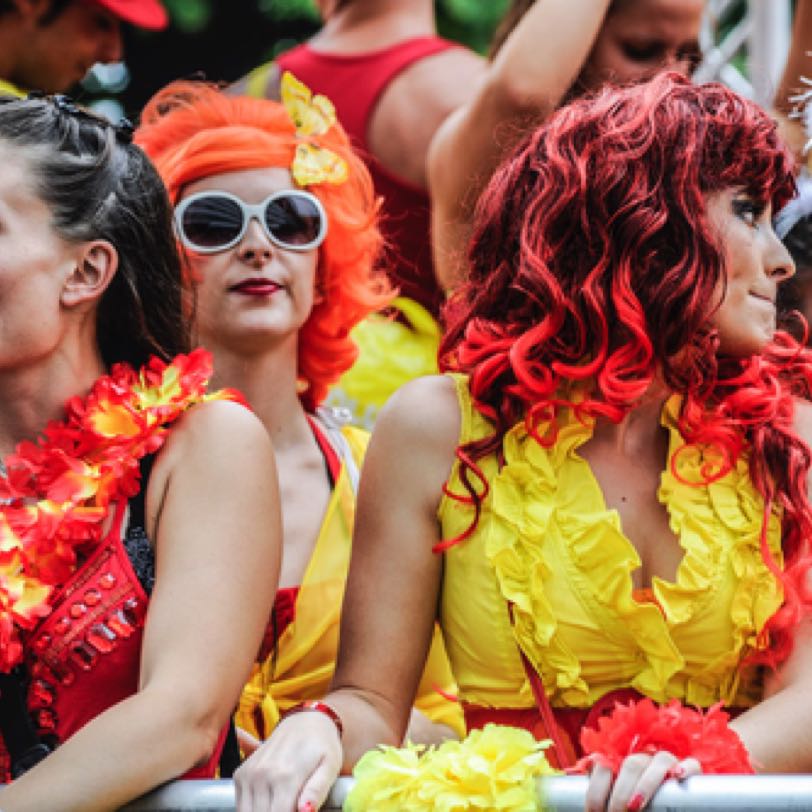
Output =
[
  {"x1": 343, "y1": 724, "x2": 560, "y2": 812},
  {"x1": 0, "y1": 348, "x2": 242, "y2": 673},
  {"x1": 576, "y1": 698, "x2": 754, "y2": 775}
]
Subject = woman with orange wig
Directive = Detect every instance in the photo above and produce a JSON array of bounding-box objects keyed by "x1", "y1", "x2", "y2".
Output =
[{"x1": 134, "y1": 76, "x2": 464, "y2": 761}]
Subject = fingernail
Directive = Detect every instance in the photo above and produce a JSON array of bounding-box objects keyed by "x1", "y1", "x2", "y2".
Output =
[
  {"x1": 300, "y1": 804, "x2": 315, "y2": 812},
  {"x1": 672, "y1": 764, "x2": 686, "y2": 779},
  {"x1": 627, "y1": 793, "x2": 645, "y2": 812}
]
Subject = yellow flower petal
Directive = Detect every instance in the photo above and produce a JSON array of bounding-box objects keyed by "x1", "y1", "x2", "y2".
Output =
[
  {"x1": 89, "y1": 402, "x2": 141, "y2": 438},
  {"x1": 292, "y1": 143, "x2": 348, "y2": 187},
  {"x1": 281, "y1": 71, "x2": 337, "y2": 136}
]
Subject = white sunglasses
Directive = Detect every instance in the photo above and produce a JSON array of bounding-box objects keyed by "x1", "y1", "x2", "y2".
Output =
[{"x1": 174, "y1": 189, "x2": 328, "y2": 254}]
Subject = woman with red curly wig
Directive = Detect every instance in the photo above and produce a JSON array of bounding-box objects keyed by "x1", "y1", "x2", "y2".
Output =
[
  {"x1": 235, "y1": 73, "x2": 812, "y2": 812},
  {"x1": 134, "y1": 76, "x2": 464, "y2": 763}
]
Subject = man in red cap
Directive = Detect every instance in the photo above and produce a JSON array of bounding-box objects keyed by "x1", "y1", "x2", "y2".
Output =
[{"x1": 0, "y1": 0, "x2": 168, "y2": 96}]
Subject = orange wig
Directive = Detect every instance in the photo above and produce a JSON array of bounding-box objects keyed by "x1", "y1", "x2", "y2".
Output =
[{"x1": 135, "y1": 80, "x2": 391, "y2": 410}]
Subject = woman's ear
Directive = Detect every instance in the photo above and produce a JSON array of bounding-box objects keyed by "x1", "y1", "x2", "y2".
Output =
[{"x1": 61, "y1": 240, "x2": 118, "y2": 309}]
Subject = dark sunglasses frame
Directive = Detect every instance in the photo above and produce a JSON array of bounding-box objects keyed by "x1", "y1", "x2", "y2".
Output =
[{"x1": 173, "y1": 189, "x2": 328, "y2": 254}]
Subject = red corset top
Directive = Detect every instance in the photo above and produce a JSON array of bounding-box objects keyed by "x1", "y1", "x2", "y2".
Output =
[{"x1": 0, "y1": 499, "x2": 223, "y2": 782}]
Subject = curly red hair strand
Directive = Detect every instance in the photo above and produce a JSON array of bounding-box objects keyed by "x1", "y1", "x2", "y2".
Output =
[
  {"x1": 440, "y1": 73, "x2": 812, "y2": 666},
  {"x1": 135, "y1": 81, "x2": 392, "y2": 411}
]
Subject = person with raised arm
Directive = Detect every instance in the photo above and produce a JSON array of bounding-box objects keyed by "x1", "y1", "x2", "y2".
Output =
[
  {"x1": 430, "y1": 0, "x2": 704, "y2": 291},
  {"x1": 237, "y1": 73, "x2": 812, "y2": 812}
]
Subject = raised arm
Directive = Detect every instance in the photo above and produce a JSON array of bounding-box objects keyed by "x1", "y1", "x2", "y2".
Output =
[
  {"x1": 428, "y1": 0, "x2": 612, "y2": 290},
  {"x1": 235, "y1": 375, "x2": 462, "y2": 812},
  {"x1": 0, "y1": 400, "x2": 281, "y2": 812}
]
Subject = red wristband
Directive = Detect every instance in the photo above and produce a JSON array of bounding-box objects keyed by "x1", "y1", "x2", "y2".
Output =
[{"x1": 280, "y1": 700, "x2": 344, "y2": 739}]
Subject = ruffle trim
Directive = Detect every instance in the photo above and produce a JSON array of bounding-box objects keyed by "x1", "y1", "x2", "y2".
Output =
[{"x1": 484, "y1": 396, "x2": 783, "y2": 708}]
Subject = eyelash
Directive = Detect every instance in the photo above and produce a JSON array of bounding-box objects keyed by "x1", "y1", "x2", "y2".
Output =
[
  {"x1": 621, "y1": 43, "x2": 665, "y2": 62},
  {"x1": 732, "y1": 199, "x2": 765, "y2": 227}
]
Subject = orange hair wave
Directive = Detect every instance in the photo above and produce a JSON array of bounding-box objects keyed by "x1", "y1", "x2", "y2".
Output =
[{"x1": 135, "y1": 80, "x2": 391, "y2": 410}]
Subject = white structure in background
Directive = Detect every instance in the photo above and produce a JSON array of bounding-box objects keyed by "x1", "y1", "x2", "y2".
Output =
[{"x1": 695, "y1": 0, "x2": 792, "y2": 106}]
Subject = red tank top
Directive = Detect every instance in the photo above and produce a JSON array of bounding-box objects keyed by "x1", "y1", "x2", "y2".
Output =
[{"x1": 277, "y1": 37, "x2": 460, "y2": 316}]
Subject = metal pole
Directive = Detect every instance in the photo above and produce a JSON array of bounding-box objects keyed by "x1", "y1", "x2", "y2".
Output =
[
  {"x1": 120, "y1": 775, "x2": 812, "y2": 811},
  {"x1": 748, "y1": 0, "x2": 792, "y2": 105}
]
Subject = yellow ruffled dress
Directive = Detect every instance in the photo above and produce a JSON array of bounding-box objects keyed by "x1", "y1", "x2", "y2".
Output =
[{"x1": 438, "y1": 374, "x2": 784, "y2": 716}]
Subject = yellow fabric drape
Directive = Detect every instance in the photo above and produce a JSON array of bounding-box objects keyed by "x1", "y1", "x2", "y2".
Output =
[
  {"x1": 237, "y1": 425, "x2": 464, "y2": 739},
  {"x1": 0, "y1": 79, "x2": 25, "y2": 98}
]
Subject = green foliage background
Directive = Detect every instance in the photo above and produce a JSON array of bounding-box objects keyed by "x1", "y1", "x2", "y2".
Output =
[
  {"x1": 116, "y1": 0, "x2": 755, "y2": 114},
  {"x1": 160, "y1": 0, "x2": 511, "y2": 56},
  {"x1": 118, "y1": 0, "x2": 512, "y2": 112}
]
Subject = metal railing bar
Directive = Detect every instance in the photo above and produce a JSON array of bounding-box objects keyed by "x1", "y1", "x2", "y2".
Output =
[{"x1": 120, "y1": 775, "x2": 812, "y2": 811}]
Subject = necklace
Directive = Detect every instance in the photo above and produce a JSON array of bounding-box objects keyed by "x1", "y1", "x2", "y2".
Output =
[{"x1": 0, "y1": 349, "x2": 243, "y2": 673}]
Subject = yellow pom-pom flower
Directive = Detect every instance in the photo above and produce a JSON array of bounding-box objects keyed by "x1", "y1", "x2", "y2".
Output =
[
  {"x1": 344, "y1": 742, "x2": 425, "y2": 812},
  {"x1": 344, "y1": 724, "x2": 559, "y2": 812}
]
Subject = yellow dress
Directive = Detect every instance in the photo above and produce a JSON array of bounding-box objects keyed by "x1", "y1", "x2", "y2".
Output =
[
  {"x1": 237, "y1": 423, "x2": 464, "y2": 739},
  {"x1": 438, "y1": 374, "x2": 784, "y2": 713},
  {"x1": 326, "y1": 297, "x2": 442, "y2": 429}
]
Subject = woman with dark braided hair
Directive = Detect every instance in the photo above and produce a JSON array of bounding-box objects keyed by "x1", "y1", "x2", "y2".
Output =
[
  {"x1": 0, "y1": 95, "x2": 281, "y2": 812},
  {"x1": 236, "y1": 73, "x2": 812, "y2": 812}
]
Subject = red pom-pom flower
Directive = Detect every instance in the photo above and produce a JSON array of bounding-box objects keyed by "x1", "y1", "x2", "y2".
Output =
[{"x1": 576, "y1": 698, "x2": 754, "y2": 775}]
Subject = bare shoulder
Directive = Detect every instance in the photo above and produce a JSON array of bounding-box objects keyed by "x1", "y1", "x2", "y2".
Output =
[
  {"x1": 147, "y1": 400, "x2": 275, "y2": 517},
  {"x1": 395, "y1": 47, "x2": 487, "y2": 117},
  {"x1": 374, "y1": 374, "x2": 461, "y2": 455},
  {"x1": 370, "y1": 47, "x2": 485, "y2": 186},
  {"x1": 159, "y1": 399, "x2": 271, "y2": 460},
  {"x1": 363, "y1": 375, "x2": 461, "y2": 503}
]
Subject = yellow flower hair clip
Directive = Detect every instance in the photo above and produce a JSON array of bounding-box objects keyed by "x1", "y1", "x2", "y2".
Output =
[{"x1": 281, "y1": 71, "x2": 348, "y2": 186}]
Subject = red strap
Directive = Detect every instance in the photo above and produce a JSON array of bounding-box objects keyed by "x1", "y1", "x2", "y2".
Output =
[
  {"x1": 306, "y1": 415, "x2": 341, "y2": 485},
  {"x1": 519, "y1": 649, "x2": 576, "y2": 768},
  {"x1": 276, "y1": 37, "x2": 460, "y2": 151},
  {"x1": 508, "y1": 602, "x2": 576, "y2": 768}
]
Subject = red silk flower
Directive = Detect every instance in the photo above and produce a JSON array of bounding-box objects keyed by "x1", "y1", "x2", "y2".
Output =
[{"x1": 577, "y1": 698, "x2": 754, "y2": 775}]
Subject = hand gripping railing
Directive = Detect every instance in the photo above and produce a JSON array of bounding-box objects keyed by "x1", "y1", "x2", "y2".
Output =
[{"x1": 120, "y1": 774, "x2": 812, "y2": 810}]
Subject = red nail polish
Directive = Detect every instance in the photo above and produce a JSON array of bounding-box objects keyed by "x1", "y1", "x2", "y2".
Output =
[{"x1": 627, "y1": 793, "x2": 645, "y2": 812}]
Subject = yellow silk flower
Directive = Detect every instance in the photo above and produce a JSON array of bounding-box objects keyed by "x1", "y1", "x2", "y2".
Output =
[
  {"x1": 281, "y1": 71, "x2": 348, "y2": 186},
  {"x1": 344, "y1": 725, "x2": 559, "y2": 812}
]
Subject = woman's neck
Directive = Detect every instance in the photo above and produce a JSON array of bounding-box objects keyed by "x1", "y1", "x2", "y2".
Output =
[
  {"x1": 312, "y1": 0, "x2": 436, "y2": 52},
  {"x1": 589, "y1": 376, "x2": 672, "y2": 455},
  {"x1": 0, "y1": 348, "x2": 106, "y2": 459},
  {"x1": 207, "y1": 342, "x2": 313, "y2": 453}
]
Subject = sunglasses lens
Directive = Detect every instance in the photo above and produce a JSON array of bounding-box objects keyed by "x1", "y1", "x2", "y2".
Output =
[
  {"x1": 266, "y1": 195, "x2": 322, "y2": 247},
  {"x1": 180, "y1": 196, "x2": 244, "y2": 249}
]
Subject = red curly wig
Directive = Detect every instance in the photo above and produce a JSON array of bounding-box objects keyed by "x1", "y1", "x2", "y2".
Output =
[
  {"x1": 440, "y1": 72, "x2": 812, "y2": 667},
  {"x1": 135, "y1": 80, "x2": 391, "y2": 411}
]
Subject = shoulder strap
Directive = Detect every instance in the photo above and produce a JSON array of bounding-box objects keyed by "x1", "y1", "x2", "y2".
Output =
[{"x1": 314, "y1": 407, "x2": 361, "y2": 494}]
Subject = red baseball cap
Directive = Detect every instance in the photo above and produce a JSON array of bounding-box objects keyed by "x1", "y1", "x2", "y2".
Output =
[{"x1": 92, "y1": 0, "x2": 169, "y2": 30}]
